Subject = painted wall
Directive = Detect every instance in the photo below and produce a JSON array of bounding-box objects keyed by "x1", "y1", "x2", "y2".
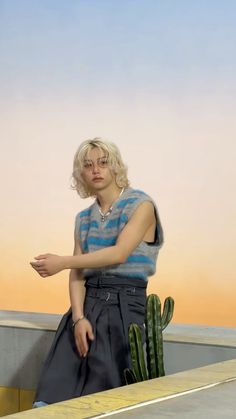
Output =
[{"x1": 0, "y1": 1, "x2": 235, "y2": 326}]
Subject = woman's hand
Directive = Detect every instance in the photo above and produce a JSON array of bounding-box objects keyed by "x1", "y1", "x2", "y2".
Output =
[
  {"x1": 30, "y1": 253, "x2": 66, "y2": 277},
  {"x1": 74, "y1": 318, "x2": 94, "y2": 357}
]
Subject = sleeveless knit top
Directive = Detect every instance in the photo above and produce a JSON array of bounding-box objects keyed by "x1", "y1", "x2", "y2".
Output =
[{"x1": 75, "y1": 187, "x2": 164, "y2": 281}]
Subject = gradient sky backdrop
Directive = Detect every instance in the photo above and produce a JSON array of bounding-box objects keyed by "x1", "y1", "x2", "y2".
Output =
[{"x1": 0, "y1": 0, "x2": 236, "y2": 326}]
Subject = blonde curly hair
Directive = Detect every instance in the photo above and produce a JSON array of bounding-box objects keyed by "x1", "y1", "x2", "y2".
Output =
[{"x1": 71, "y1": 138, "x2": 130, "y2": 198}]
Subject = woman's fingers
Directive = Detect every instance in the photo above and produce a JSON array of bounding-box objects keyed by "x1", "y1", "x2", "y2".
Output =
[
  {"x1": 76, "y1": 335, "x2": 87, "y2": 357},
  {"x1": 87, "y1": 326, "x2": 94, "y2": 341},
  {"x1": 30, "y1": 261, "x2": 44, "y2": 269},
  {"x1": 31, "y1": 263, "x2": 48, "y2": 277},
  {"x1": 38, "y1": 270, "x2": 48, "y2": 277},
  {"x1": 74, "y1": 320, "x2": 94, "y2": 357},
  {"x1": 79, "y1": 332, "x2": 88, "y2": 356},
  {"x1": 35, "y1": 254, "x2": 50, "y2": 259}
]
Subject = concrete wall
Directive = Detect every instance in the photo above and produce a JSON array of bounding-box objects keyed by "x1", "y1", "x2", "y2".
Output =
[
  {"x1": 0, "y1": 327, "x2": 54, "y2": 389},
  {"x1": 0, "y1": 311, "x2": 236, "y2": 416},
  {"x1": 164, "y1": 341, "x2": 236, "y2": 375},
  {"x1": 1, "y1": 312, "x2": 236, "y2": 389},
  {"x1": 2, "y1": 326, "x2": 236, "y2": 389}
]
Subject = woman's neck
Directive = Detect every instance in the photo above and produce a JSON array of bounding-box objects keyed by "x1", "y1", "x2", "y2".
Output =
[{"x1": 96, "y1": 185, "x2": 125, "y2": 213}]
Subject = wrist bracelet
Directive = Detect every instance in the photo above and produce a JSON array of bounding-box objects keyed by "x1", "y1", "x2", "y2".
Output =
[{"x1": 72, "y1": 315, "x2": 85, "y2": 328}]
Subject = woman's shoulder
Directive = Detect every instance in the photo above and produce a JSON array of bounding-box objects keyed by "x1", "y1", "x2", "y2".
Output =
[
  {"x1": 125, "y1": 188, "x2": 164, "y2": 249},
  {"x1": 124, "y1": 187, "x2": 154, "y2": 203},
  {"x1": 118, "y1": 188, "x2": 156, "y2": 219}
]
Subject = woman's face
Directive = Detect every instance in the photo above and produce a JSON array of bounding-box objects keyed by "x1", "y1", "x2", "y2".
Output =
[{"x1": 81, "y1": 147, "x2": 115, "y2": 193}]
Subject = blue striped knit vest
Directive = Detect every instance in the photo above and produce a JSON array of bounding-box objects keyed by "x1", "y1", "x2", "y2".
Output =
[{"x1": 75, "y1": 187, "x2": 164, "y2": 281}]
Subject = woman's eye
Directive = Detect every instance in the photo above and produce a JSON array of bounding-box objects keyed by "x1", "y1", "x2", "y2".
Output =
[
  {"x1": 100, "y1": 159, "x2": 108, "y2": 167},
  {"x1": 83, "y1": 161, "x2": 92, "y2": 168}
]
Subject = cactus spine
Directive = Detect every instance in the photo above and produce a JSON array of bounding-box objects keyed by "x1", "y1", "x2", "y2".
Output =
[{"x1": 124, "y1": 294, "x2": 174, "y2": 384}]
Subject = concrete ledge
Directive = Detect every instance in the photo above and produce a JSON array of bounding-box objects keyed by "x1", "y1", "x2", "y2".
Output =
[
  {"x1": 164, "y1": 324, "x2": 236, "y2": 348},
  {"x1": 1, "y1": 311, "x2": 236, "y2": 391},
  {"x1": 2, "y1": 359, "x2": 236, "y2": 419},
  {"x1": 1, "y1": 311, "x2": 236, "y2": 347},
  {"x1": 0, "y1": 311, "x2": 61, "y2": 332}
]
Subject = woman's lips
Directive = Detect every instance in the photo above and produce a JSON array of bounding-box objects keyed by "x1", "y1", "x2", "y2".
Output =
[{"x1": 92, "y1": 177, "x2": 104, "y2": 182}]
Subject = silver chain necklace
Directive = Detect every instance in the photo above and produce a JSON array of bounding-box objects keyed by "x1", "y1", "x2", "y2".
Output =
[{"x1": 97, "y1": 188, "x2": 124, "y2": 222}]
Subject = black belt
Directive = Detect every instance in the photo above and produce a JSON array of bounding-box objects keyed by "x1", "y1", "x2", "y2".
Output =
[
  {"x1": 85, "y1": 275, "x2": 147, "y2": 291},
  {"x1": 86, "y1": 286, "x2": 137, "y2": 302}
]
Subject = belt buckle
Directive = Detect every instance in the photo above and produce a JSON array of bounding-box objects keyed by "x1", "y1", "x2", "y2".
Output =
[
  {"x1": 105, "y1": 292, "x2": 110, "y2": 301},
  {"x1": 128, "y1": 287, "x2": 136, "y2": 294}
]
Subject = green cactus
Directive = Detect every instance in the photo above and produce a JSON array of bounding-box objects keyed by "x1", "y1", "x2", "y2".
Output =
[
  {"x1": 162, "y1": 296, "x2": 175, "y2": 330},
  {"x1": 128, "y1": 323, "x2": 148, "y2": 382},
  {"x1": 124, "y1": 294, "x2": 174, "y2": 385}
]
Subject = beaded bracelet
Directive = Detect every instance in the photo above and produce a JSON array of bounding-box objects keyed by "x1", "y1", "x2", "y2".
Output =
[{"x1": 72, "y1": 315, "x2": 85, "y2": 328}]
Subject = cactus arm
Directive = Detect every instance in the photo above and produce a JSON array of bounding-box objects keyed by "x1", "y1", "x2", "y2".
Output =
[
  {"x1": 129, "y1": 323, "x2": 148, "y2": 382},
  {"x1": 162, "y1": 297, "x2": 175, "y2": 330}
]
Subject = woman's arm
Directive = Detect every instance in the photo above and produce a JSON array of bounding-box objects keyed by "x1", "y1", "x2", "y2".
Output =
[
  {"x1": 69, "y1": 230, "x2": 94, "y2": 358},
  {"x1": 31, "y1": 201, "x2": 156, "y2": 276},
  {"x1": 69, "y1": 236, "x2": 86, "y2": 323}
]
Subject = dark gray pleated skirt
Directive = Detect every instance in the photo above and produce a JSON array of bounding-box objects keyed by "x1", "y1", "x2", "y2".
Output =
[{"x1": 34, "y1": 277, "x2": 147, "y2": 404}]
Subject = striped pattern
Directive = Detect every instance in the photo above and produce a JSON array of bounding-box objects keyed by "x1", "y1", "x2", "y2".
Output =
[{"x1": 75, "y1": 187, "x2": 164, "y2": 282}]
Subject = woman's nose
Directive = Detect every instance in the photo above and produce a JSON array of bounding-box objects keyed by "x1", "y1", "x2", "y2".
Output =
[{"x1": 92, "y1": 162, "x2": 100, "y2": 173}]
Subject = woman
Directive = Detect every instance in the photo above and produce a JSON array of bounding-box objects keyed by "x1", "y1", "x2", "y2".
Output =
[{"x1": 31, "y1": 137, "x2": 164, "y2": 406}]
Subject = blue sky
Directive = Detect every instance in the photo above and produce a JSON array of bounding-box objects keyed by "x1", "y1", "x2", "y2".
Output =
[{"x1": 0, "y1": 0, "x2": 236, "y2": 101}]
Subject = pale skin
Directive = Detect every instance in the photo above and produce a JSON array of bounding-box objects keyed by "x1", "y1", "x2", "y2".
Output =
[{"x1": 30, "y1": 147, "x2": 156, "y2": 357}]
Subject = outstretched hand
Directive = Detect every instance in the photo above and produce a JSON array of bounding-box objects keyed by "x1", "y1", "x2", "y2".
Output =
[{"x1": 30, "y1": 253, "x2": 65, "y2": 277}]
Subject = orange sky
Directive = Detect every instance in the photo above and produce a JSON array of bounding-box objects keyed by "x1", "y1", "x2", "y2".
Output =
[
  {"x1": 0, "y1": 121, "x2": 235, "y2": 329},
  {"x1": 1, "y1": 0, "x2": 236, "y2": 327}
]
